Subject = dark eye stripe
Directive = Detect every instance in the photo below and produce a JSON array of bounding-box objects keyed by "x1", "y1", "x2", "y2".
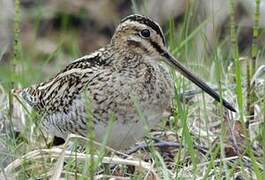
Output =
[
  {"x1": 149, "y1": 40, "x2": 164, "y2": 54},
  {"x1": 121, "y1": 14, "x2": 166, "y2": 45}
]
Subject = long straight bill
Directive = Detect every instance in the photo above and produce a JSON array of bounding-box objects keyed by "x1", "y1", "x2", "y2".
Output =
[{"x1": 162, "y1": 51, "x2": 236, "y2": 112}]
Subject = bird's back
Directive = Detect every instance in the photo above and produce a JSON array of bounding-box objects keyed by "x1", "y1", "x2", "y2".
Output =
[{"x1": 19, "y1": 46, "x2": 174, "y2": 149}]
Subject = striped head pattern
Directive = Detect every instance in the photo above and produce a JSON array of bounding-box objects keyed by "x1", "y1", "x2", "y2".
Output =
[{"x1": 111, "y1": 14, "x2": 166, "y2": 57}]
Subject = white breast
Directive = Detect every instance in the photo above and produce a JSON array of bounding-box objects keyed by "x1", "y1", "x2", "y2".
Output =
[{"x1": 94, "y1": 110, "x2": 170, "y2": 150}]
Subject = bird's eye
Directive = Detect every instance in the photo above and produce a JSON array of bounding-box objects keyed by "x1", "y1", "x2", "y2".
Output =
[{"x1": 140, "y1": 29, "x2": 150, "y2": 38}]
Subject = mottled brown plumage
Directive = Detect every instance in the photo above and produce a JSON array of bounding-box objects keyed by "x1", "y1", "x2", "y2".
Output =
[{"x1": 18, "y1": 14, "x2": 235, "y2": 149}]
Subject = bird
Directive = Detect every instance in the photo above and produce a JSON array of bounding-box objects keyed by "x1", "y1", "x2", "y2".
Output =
[{"x1": 16, "y1": 14, "x2": 236, "y2": 150}]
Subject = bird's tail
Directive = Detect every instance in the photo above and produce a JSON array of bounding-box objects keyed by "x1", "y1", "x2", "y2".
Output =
[{"x1": 13, "y1": 86, "x2": 39, "y2": 108}]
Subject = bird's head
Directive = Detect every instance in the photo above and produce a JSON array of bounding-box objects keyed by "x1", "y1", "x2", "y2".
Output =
[
  {"x1": 111, "y1": 14, "x2": 236, "y2": 112},
  {"x1": 111, "y1": 14, "x2": 166, "y2": 57}
]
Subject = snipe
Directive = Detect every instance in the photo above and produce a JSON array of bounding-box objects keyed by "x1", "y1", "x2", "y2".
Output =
[{"x1": 17, "y1": 14, "x2": 235, "y2": 149}]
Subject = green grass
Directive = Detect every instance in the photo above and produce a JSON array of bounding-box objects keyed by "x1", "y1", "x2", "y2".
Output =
[{"x1": 0, "y1": 0, "x2": 264, "y2": 179}]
